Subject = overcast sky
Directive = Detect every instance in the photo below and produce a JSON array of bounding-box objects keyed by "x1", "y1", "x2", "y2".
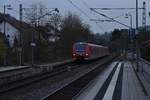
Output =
[{"x1": 0, "y1": 0, "x2": 150, "y2": 34}]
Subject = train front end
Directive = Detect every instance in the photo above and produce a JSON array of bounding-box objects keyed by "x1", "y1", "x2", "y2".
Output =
[{"x1": 72, "y1": 42, "x2": 90, "y2": 60}]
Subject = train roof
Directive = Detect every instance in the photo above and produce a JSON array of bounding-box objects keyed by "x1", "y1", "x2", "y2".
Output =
[{"x1": 74, "y1": 42, "x2": 108, "y2": 48}]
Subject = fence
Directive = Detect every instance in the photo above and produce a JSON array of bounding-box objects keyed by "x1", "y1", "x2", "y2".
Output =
[{"x1": 139, "y1": 58, "x2": 150, "y2": 84}]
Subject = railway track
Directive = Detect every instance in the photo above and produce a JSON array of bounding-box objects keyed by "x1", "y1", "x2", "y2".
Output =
[
  {"x1": 0, "y1": 56, "x2": 112, "y2": 94},
  {"x1": 0, "y1": 60, "x2": 73, "y2": 86},
  {"x1": 42, "y1": 56, "x2": 116, "y2": 100},
  {"x1": 0, "y1": 55, "x2": 116, "y2": 100},
  {"x1": 0, "y1": 62, "x2": 76, "y2": 93}
]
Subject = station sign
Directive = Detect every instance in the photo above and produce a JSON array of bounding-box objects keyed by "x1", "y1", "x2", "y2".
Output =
[{"x1": 30, "y1": 42, "x2": 36, "y2": 47}]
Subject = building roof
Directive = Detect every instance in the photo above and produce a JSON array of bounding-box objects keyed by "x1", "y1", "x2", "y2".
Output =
[
  {"x1": 0, "y1": 13, "x2": 38, "y2": 34},
  {"x1": 0, "y1": 13, "x2": 60, "y2": 40}
]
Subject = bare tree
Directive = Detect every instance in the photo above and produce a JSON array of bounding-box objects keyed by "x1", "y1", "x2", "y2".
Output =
[
  {"x1": 37, "y1": 3, "x2": 47, "y2": 26},
  {"x1": 24, "y1": 4, "x2": 38, "y2": 26},
  {"x1": 24, "y1": 3, "x2": 47, "y2": 26},
  {"x1": 48, "y1": 13, "x2": 61, "y2": 30}
]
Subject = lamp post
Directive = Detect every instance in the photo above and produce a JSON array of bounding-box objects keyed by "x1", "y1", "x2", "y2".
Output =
[{"x1": 3, "y1": 5, "x2": 12, "y2": 66}]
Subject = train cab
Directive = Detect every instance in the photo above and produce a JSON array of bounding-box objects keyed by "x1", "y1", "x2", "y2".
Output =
[
  {"x1": 73, "y1": 42, "x2": 90, "y2": 60},
  {"x1": 72, "y1": 42, "x2": 109, "y2": 60}
]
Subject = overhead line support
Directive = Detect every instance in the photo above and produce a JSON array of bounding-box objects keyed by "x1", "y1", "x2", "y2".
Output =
[{"x1": 90, "y1": 8, "x2": 130, "y2": 28}]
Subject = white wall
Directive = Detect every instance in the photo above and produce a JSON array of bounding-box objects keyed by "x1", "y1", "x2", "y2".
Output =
[{"x1": 0, "y1": 22, "x2": 19, "y2": 46}]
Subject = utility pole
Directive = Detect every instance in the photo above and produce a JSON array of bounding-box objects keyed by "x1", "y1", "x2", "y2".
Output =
[
  {"x1": 129, "y1": 15, "x2": 133, "y2": 57},
  {"x1": 31, "y1": 27, "x2": 35, "y2": 66},
  {"x1": 136, "y1": 0, "x2": 139, "y2": 72},
  {"x1": 19, "y1": 4, "x2": 23, "y2": 66},
  {"x1": 3, "y1": 5, "x2": 6, "y2": 66},
  {"x1": 3, "y1": 5, "x2": 11, "y2": 65},
  {"x1": 142, "y1": 1, "x2": 146, "y2": 29}
]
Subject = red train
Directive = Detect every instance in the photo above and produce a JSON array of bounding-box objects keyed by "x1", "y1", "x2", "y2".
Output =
[{"x1": 72, "y1": 42, "x2": 109, "y2": 60}]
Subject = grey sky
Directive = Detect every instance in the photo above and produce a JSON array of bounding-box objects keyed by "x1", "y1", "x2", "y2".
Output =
[{"x1": 1, "y1": 0, "x2": 150, "y2": 34}]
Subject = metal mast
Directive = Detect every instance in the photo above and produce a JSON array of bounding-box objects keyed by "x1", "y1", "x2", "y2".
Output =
[{"x1": 142, "y1": 1, "x2": 146, "y2": 29}]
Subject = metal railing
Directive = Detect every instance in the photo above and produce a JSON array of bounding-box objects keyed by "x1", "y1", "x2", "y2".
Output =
[{"x1": 139, "y1": 58, "x2": 150, "y2": 84}]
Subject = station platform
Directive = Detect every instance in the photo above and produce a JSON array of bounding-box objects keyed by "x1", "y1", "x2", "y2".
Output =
[
  {"x1": 74, "y1": 61, "x2": 150, "y2": 100},
  {"x1": 0, "y1": 66, "x2": 30, "y2": 73}
]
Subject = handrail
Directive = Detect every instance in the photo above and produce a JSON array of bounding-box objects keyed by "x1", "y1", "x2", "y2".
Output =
[
  {"x1": 139, "y1": 58, "x2": 150, "y2": 85},
  {"x1": 139, "y1": 58, "x2": 150, "y2": 65}
]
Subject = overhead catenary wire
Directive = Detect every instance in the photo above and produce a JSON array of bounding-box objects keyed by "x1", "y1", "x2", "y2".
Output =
[
  {"x1": 90, "y1": 8, "x2": 130, "y2": 28},
  {"x1": 66, "y1": 0, "x2": 91, "y2": 19},
  {"x1": 80, "y1": 0, "x2": 90, "y2": 9},
  {"x1": 91, "y1": 7, "x2": 144, "y2": 10},
  {"x1": 91, "y1": 10, "x2": 136, "y2": 21},
  {"x1": 107, "y1": 10, "x2": 136, "y2": 19},
  {"x1": 9, "y1": 9, "x2": 30, "y2": 20},
  {"x1": 80, "y1": 0, "x2": 106, "y2": 32},
  {"x1": 13, "y1": 0, "x2": 31, "y2": 7}
]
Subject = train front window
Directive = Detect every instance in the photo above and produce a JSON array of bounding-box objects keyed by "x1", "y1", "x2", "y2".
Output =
[{"x1": 75, "y1": 44, "x2": 86, "y2": 51}]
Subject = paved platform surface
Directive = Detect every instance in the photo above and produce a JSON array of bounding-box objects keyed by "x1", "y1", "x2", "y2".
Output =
[
  {"x1": 74, "y1": 61, "x2": 150, "y2": 100},
  {"x1": 121, "y1": 62, "x2": 149, "y2": 100}
]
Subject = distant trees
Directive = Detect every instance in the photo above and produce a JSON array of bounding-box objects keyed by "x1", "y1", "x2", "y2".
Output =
[
  {"x1": 55, "y1": 13, "x2": 93, "y2": 57},
  {"x1": 138, "y1": 28, "x2": 150, "y2": 42},
  {"x1": 111, "y1": 29, "x2": 121, "y2": 41},
  {"x1": 48, "y1": 13, "x2": 61, "y2": 30},
  {"x1": 93, "y1": 32, "x2": 111, "y2": 46},
  {"x1": 109, "y1": 29, "x2": 129, "y2": 53}
]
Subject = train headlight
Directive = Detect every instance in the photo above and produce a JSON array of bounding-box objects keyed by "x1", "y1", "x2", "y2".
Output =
[
  {"x1": 86, "y1": 53, "x2": 89, "y2": 56},
  {"x1": 73, "y1": 54, "x2": 76, "y2": 56}
]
